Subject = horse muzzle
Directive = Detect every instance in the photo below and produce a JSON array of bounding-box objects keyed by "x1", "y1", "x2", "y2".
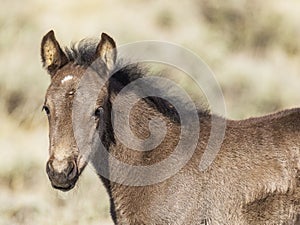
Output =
[{"x1": 46, "y1": 159, "x2": 79, "y2": 191}]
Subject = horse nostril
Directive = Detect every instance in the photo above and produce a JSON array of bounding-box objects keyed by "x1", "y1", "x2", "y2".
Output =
[
  {"x1": 46, "y1": 160, "x2": 54, "y2": 175},
  {"x1": 65, "y1": 161, "x2": 77, "y2": 180}
]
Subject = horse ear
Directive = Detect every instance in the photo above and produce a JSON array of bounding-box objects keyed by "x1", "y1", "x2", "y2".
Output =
[
  {"x1": 96, "y1": 33, "x2": 117, "y2": 71},
  {"x1": 41, "y1": 30, "x2": 68, "y2": 76}
]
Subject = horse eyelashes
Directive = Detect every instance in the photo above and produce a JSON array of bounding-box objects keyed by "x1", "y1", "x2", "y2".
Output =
[
  {"x1": 94, "y1": 107, "x2": 104, "y2": 118},
  {"x1": 42, "y1": 105, "x2": 50, "y2": 115}
]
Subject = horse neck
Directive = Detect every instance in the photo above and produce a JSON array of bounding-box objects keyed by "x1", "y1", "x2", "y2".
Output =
[
  {"x1": 96, "y1": 85, "x2": 183, "y2": 222},
  {"x1": 105, "y1": 79, "x2": 182, "y2": 165},
  {"x1": 94, "y1": 79, "x2": 212, "y2": 223}
]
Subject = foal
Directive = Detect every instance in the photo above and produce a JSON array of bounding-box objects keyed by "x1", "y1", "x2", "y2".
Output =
[{"x1": 41, "y1": 30, "x2": 300, "y2": 224}]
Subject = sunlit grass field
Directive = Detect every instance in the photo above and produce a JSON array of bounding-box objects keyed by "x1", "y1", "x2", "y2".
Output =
[{"x1": 1, "y1": 0, "x2": 300, "y2": 224}]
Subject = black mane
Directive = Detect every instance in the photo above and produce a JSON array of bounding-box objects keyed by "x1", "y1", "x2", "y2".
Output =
[
  {"x1": 65, "y1": 38, "x2": 100, "y2": 66},
  {"x1": 64, "y1": 39, "x2": 209, "y2": 124}
]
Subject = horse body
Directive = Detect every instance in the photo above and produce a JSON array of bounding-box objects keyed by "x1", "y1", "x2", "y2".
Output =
[
  {"x1": 100, "y1": 105, "x2": 300, "y2": 225},
  {"x1": 40, "y1": 30, "x2": 300, "y2": 224}
]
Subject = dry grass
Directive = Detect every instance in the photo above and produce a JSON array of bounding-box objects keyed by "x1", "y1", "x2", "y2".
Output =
[{"x1": 1, "y1": 0, "x2": 300, "y2": 224}]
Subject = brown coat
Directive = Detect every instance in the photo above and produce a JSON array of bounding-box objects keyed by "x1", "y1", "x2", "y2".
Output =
[{"x1": 41, "y1": 30, "x2": 300, "y2": 224}]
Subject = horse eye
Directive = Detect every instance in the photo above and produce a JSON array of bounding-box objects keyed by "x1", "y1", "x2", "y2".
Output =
[
  {"x1": 43, "y1": 105, "x2": 50, "y2": 115},
  {"x1": 94, "y1": 107, "x2": 103, "y2": 118}
]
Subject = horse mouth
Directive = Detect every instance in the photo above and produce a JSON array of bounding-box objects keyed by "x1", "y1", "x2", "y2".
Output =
[
  {"x1": 51, "y1": 182, "x2": 76, "y2": 192},
  {"x1": 50, "y1": 175, "x2": 79, "y2": 192}
]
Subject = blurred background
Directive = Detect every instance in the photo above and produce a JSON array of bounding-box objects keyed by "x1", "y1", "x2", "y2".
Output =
[{"x1": 1, "y1": 0, "x2": 300, "y2": 224}]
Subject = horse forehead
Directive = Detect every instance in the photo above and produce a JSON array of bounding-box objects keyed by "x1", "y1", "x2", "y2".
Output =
[
  {"x1": 50, "y1": 69, "x2": 82, "y2": 90},
  {"x1": 47, "y1": 65, "x2": 104, "y2": 101},
  {"x1": 46, "y1": 76, "x2": 78, "y2": 102},
  {"x1": 57, "y1": 73, "x2": 80, "y2": 88},
  {"x1": 52, "y1": 64, "x2": 85, "y2": 84},
  {"x1": 61, "y1": 74, "x2": 74, "y2": 84}
]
